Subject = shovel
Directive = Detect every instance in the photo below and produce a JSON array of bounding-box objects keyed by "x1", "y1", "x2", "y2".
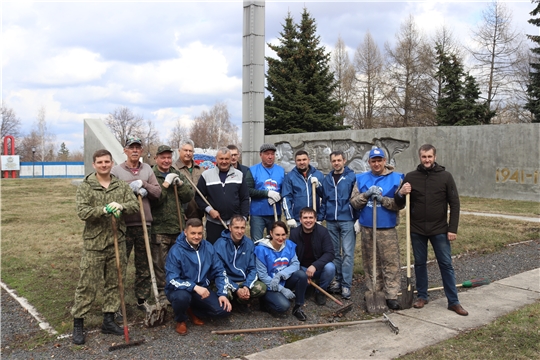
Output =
[
  {"x1": 365, "y1": 198, "x2": 388, "y2": 314},
  {"x1": 109, "y1": 217, "x2": 145, "y2": 351},
  {"x1": 400, "y1": 194, "x2": 414, "y2": 309},
  {"x1": 137, "y1": 195, "x2": 167, "y2": 328}
]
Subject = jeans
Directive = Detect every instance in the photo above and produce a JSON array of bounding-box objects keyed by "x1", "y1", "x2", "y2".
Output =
[
  {"x1": 250, "y1": 215, "x2": 278, "y2": 241},
  {"x1": 411, "y1": 233, "x2": 460, "y2": 306},
  {"x1": 301, "y1": 262, "x2": 335, "y2": 291},
  {"x1": 263, "y1": 270, "x2": 308, "y2": 313},
  {"x1": 167, "y1": 288, "x2": 231, "y2": 323},
  {"x1": 326, "y1": 220, "x2": 356, "y2": 289}
]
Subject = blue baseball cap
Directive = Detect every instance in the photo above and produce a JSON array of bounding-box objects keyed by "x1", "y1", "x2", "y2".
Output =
[{"x1": 369, "y1": 148, "x2": 386, "y2": 159}]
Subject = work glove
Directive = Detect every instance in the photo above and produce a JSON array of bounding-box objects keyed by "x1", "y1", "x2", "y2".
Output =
[
  {"x1": 310, "y1": 177, "x2": 320, "y2": 187},
  {"x1": 129, "y1": 180, "x2": 143, "y2": 194},
  {"x1": 354, "y1": 221, "x2": 361, "y2": 234},
  {"x1": 267, "y1": 190, "x2": 281, "y2": 205},
  {"x1": 372, "y1": 193, "x2": 383, "y2": 203},
  {"x1": 287, "y1": 219, "x2": 297, "y2": 228},
  {"x1": 138, "y1": 188, "x2": 148, "y2": 198},
  {"x1": 269, "y1": 272, "x2": 284, "y2": 291},
  {"x1": 105, "y1": 202, "x2": 123, "y2": 218},
  {"x1": 172, "y1": 177, "x2": 184, "y2": 187},
  {"x1": 279, "y1": 286, "x2": 296, "y2": 300},
  {"x1": 163, "y1": 173, "x2": 179, "y2": 188},
  {"x1": 364, "y1": 185, "x2": 380, "y2": 199}
]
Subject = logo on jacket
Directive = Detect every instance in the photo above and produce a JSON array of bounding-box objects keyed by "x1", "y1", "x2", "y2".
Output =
[{"x1": 264, "y1": 179, "x2": 278, "y2": 191}]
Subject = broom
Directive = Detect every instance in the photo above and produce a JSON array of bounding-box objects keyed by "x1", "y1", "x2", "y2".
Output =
[{"x1": 398, "y1": 278, "x2": 490, "y2": 296}]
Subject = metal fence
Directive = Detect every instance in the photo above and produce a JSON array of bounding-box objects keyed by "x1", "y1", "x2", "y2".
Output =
[{"x1": 18, "y1": 162, "x2": 85, "y2": 179}]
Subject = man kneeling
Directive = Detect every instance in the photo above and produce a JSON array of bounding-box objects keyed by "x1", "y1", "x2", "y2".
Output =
[
  {"x1": 165, "y1": 218, "x2": 232, "y2": 335},
  {"x1": 214, "y1": 215, "x2": 267, "y2": 312}
]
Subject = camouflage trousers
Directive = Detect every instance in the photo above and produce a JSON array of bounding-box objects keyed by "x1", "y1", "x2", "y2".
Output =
[
  {"x1": 126, "y1": 226, "x2": 152, "y2": 301},
  {"x1": 360, "y1": 227, "x2": 401, "y2": 299},
  {"x1": 151, "y1": 233, "x2": 179, "y2": 300},
  {"x1": 226, "y1": 281, "x2": 267, "y2": 304},
  {"x1": 71, "y1": 242, "x2": 127, "y2": 318}
]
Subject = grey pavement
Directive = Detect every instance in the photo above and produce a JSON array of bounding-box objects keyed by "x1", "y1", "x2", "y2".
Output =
[
  {"x1": 245, "y1": 268, "x2": 540, "y2": 359},
  {"x1": 460, "y1": 211, "x2": 539, "y2": 223}
]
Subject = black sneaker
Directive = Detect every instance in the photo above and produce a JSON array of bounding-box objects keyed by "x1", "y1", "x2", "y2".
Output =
[
  {"x1": 315, "y1": 291, "x2": 327, "y2": 306},
  {"x1": 292, "y1": 306, "x2": 307, "y2": 321},
  {"x1": 386, "y1": 299, "x2": 400, "y2": 310},
  {"x1": 328, "y1": 281, "x2": 341, "y2": 294}
]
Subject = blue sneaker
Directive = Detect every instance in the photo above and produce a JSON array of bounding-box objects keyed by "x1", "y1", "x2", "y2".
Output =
[{"x1": 341, "y1": 287, "x2": 351, "y2": 300}]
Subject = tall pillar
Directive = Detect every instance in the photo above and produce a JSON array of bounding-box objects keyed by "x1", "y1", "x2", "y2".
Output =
[{"x1": 242, "y1": 0, "x2": 265, "y2": 166}]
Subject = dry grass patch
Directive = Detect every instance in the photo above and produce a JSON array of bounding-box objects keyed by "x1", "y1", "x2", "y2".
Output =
[{"x1": 460, "y1": 196, "x2": 540, "y2": 216}]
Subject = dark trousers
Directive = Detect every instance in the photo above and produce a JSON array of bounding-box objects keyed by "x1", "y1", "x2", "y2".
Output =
[
  {"x1": 205, "y1": 221, "x2": 227, "y2": 245},
  {"x1": 167, "y1": 288, "x2": 231, "y2": 323}
]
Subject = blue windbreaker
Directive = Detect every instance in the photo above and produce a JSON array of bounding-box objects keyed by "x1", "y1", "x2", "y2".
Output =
[
  {"x1": 320, "y1": 166, "x2": 358, "y2": 221},
  {"x1": 254, "y1": 238, "x2": 299, "y2": 288},
  {"x1": 282, "y1": 165, "x2": 324, "y2": 221},
  {"x1": 213, "y1": 229, "x2": 259, "y2": 291},
  {"x1": 165, "y1": 232, "x2": 232, "y2": 297}
]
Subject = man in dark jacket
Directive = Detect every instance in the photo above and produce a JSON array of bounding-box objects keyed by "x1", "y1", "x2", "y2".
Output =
[
  {"x1": 196, "y1": 147, "x2": 250, "y2": 244},
  {"x1": 289, "y1": 207, "x2": 335, "y2": 305},
  {"x1": 214, "y1": 215, "x2": 267, "y2": 312},
  {"x1": 395, "y1": 144, "x2": 467, "y2": 316},
  {"x1": 165, "y1": 218, "x2": 232, "y2": 336}
]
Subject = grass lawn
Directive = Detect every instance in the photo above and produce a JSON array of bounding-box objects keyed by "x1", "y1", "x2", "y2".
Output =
[{"x1": 1, "y1": 178, "x2": 539, "y2": 348}]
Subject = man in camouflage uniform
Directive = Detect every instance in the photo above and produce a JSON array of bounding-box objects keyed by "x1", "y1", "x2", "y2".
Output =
[
  {"x1": 111, "y1": 135, "x2": 161, "y2": 309},
  {"x1": 213, "y1": 215, "x2": 266, "y2": 312},
  {"x1": 150, "y1": 145, "x2": 194, "y2": 304},
  {"x1": 72, "y1": 149, "x2": 139, "y2": 345},
  {"x1": 350, "y1": 148, "x2": 404, "y2": 310},
  {"x1": 176, "y1": 139, "x2": 204, "y2": 220}
]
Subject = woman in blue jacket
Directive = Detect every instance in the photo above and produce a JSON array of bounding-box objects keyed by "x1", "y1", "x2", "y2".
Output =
[{"x1": 254, "y1": 221, "x2": 309, "y2": 321}]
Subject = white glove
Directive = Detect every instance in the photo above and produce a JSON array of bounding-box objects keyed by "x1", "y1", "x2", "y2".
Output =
[
  {"x1": 310, "y1": 177, "x2": 319, "y2": 187},
  {"x1": 129, "y1": 180, "x2": 143, "y2": 193},
  {"x1": 267, "y1": 190, "x2": 281, "y2": 205},
  {"x1": 105, "y1": 202, "x2": 123, "y2": 218},
  {"x1": 138, "y1": 188, "x2": 148, "y2": 198},
  {"x1": 172, "y1": 177, "x2": 183, "y2": 187},
  {"x1": 354, "y1": 221, "x2": 361, "y2": 234},
  {"x1": 163, "y1": 173, "x2": 179, "y2": 188},
  {"x1": 287, "y1": 219, "x2": 297, "y2": 228}
]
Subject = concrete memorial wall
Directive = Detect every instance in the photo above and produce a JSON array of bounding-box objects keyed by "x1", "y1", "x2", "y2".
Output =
[{"x1": 266, "y1": 123, "x2": 540, "y2": 202}]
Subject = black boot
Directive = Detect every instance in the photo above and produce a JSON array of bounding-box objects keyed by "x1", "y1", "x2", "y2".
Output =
[
  {"x1": 72, "y1": 318, "x2": 85, "y2": 345},
  {"x1": 101, "y1": 312, "x2": 123, "y2": 335}
]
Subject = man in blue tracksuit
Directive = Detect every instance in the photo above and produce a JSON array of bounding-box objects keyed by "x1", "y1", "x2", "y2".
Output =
[
  {"x1": 214, "y1": 215, "x2": 267, "y2": 312},
  {"x1": 282, "y1": 150, "x2": 324, "y2": 228},
  {"x1": 320, "y1": 150, "x2": 358, "y2": 300},
  {"x1": 350, "y1": 147, "x2": 404, "y2": 310},
  {"x1": 165, "y1": 218, "x2": 232, "y2": 336},
  {"x1": 249, "y1": 143, "x2": 285, "y2": 241}
]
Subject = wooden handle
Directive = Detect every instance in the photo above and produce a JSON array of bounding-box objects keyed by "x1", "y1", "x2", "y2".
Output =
[
  {"x1": 405, "y1": 194, "x2": 411, "y2": 287},
  {"x1": 372, "y1": 198, "x2": 377, "y2": 290},
  {"x1": 273, "y1": 203, "x2": 278, "y2": 222},
  {"x1": 111, "y1": 217, "x2": 130, "y2": 343},
  {"x1": 138, "y1": 195, "x2": 161, "y2": 304},
  {"x1": 184, "y1": 172, "x2": 228, "y2": 228},
  {"x1": 309, "y1": 280, "x2": 343, "y2": 306},
  {"x1": 312, "y1": 181, "x2": 317, "y2": 212},
  {"x1": 173, "y1": 185, "x2": 183, "y2": 232}
]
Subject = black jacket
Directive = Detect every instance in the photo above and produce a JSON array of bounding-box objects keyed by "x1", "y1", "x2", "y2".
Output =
[
  {"x1": 289, "y1": 223, "x2": 335, "y2": 271},
  {"x1": 395, "y1": 162, "x2": 460, "y2": 236}
]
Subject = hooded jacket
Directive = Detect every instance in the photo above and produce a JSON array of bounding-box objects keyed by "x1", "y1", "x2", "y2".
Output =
[
  {"x1": 320, "y1": 166, "x2": 357, "y2": 222},
  {"x1": 213, "y1": 229, "x2": 258, "y2": 291},
  {"x1": 165, "y1": 232, "x2": 232, "y2": 297},
  {"x1": 282, "y1": 165, "x2": 324, "y2": 221},
  {"x1": 289, "y1": 223, "x2": 335, "y2": 272},
  {"x1": 254, "y1": 238, "x2": 299, "y2": 288},
  {"x1": 76, "y1": 173, "x2": 139, "y2": 250},
  {"x1": 394, "y1": 162, "x2": 460, "y2": 236}
]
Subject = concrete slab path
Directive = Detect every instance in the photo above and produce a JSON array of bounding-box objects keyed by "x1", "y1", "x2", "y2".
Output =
[{"x1": 245, "y1": 268, "x2": 540, "y2": 359}]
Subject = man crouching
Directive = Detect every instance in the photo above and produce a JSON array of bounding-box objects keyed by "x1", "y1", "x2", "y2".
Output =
[{"x1": 165, "y1": 218, "x2": 232, "y2": 335}]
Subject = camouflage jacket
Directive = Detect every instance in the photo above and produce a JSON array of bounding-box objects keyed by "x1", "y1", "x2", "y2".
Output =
[
  {"x1": 150, "y1": 166, "x2": 194, "y2": 235},
  {"x1": 76, "y1": 173, "x2": 139, "y2": 251}
]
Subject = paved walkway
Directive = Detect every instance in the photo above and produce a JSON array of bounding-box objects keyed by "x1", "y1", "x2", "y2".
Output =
[
  {"x1": 245, "y1": 268, "x2": 540, "y2": 359},
  {"x1": 461, "y1": 211, "x2": 539, "y2": 223}
]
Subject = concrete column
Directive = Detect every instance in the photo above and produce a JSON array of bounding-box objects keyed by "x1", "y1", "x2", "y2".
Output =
[{"x1": 242, "y1": 0, "x2": 265, "y2": 166}]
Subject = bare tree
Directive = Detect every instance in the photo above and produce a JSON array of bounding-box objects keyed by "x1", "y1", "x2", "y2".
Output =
[
  {"x1": 142, "y1": 118, "x2": 160, "y2": 161},
  {"x1": 352, "y1": 31, "x2": 386, "y2": 129},
  {"x1": 168, "y1": 119, "x2": 190, "y2": 149},
  {"x1": 33, "y1": 106, "x2": 56, "y2": 161},
  {"x1": 105, "y1": 107, "x2": 145, "y2": 145},
  {"x1": 1, "y1": 102, "x2": 22, "y2": 142},
  {"x1": 385, "y1": 15, "x2": 436, "y2": 127},
  {"x1": 467, "y1": 1, "x2": 523, "y2": 114},
  {"x1": 190, "y1": 102, "x2": 239, "y2": 149},
  {"x1": 331, "y1": 35, "x2": 356, "y2": 126}
]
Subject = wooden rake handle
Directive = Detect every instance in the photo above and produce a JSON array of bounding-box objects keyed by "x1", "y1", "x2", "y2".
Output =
[{"x1": 309, "y1": 279, "x2": 343, "y2": 306}]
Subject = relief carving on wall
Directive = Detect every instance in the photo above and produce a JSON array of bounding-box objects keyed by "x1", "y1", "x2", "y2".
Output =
[{"x1": 275, "y1": 138, "x2": 410, "y2": 174}]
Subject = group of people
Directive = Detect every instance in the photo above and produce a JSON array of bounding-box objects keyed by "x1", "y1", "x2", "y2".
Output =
[{"x1": 71, "y1": 138, "x2": 467, "y2": 344}]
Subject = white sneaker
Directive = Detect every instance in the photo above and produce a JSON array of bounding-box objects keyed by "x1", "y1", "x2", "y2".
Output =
[{"x1": 341, "y1": 287, "x2": 351, "y2": 300}]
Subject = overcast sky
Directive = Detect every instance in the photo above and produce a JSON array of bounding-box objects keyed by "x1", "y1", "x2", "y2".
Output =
[{"x1": 2, "y1": 0, "x2": 536, "y2": 152}]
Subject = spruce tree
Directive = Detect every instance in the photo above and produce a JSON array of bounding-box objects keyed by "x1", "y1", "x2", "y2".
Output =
[
  {"x1": 265, "y1": 9, "x2": 345, "y2": 134},
  {"x1": 525, "y1": 0, "x2": 540, "y2": 122}
]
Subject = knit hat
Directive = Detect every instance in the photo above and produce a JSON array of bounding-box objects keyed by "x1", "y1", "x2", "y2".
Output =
[{"x1": 260, "y1": 143, "x2": 277, "y2": 153}]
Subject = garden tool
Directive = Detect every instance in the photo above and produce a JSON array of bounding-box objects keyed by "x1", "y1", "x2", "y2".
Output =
[
  {"x1": 365, "y1": 198, "x2": 388, "y2": 314},
  {"x1": 400, "y1": 194, "x2": 414, "y2": 309},
  {"x1": 184, "y1": 175, "x2": 228, "y2": 228}
]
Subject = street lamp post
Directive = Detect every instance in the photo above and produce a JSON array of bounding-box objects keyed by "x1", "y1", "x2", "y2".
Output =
[{"x1": 32, "y1": 147, "x2": 36, "y2": 178}]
